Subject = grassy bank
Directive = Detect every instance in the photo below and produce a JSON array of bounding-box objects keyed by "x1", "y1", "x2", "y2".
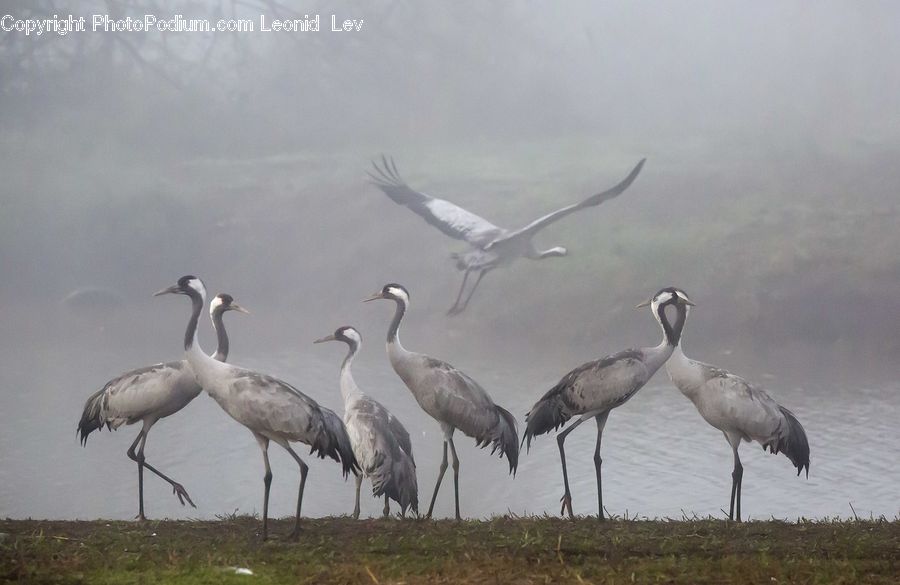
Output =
[{"x1": 2, "y1": 517, "x2": 898, "y2": 584}]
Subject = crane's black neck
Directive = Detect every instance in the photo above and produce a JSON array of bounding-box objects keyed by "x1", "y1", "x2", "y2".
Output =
[
  {"x1": 657, "y1": 302, "x2": 687, "y2": 346},
  {"x1": 387, "y1": 299, "x2": 407, "y2": 345},
  {"x1": 184, "y1": 291, "x2": 204, "y2": 352},
  {"x1": 211, "y1": 308, "x2": 229, "y2": 362}
]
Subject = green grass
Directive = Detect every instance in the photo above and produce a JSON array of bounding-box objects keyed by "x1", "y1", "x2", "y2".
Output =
[{"x1": 2, "y1": 517, "x2": 898, "y2": 584}]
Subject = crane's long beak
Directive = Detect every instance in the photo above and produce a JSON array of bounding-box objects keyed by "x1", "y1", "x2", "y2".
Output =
[
  {"x1": 230, "y1": 303, "x2": 250, "y2": 315},
  {"x1": 363, "y1": 292, "x2": 383, "y2": 303},
  {"x1": 153, "y1": 285, "x2": 180, "y2": 297},
  {"x1": 635, "y1": 299, "x2": 651, "y2": 309},
  {"x1": 313, "y1": 334, "x2": 336, "y2": 344}
]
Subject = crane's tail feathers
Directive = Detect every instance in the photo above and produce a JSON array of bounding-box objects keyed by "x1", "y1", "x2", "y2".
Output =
[
  {"x1": 481, "y1": 405, "x2": 519, "y2": 475},
  {"x1": 522, "y1": 391, "x2": 570, "y2": 452},
  {"x1": 375, "y1": 452, "x2": 419, "y2": 515},
  {"x1": 77, "y1": 388, "x2": 107, "y2": 446},
  {"x1": 314, "y1": 408, "x2": 360, "y2": 478},
  {"x1": 768, "y1": 406, "x2": 810, "y2": 478}
]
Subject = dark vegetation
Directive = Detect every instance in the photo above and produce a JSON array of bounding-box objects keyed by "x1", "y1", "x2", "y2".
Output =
[{"x1": 2, "y1": 517, "x2": 899, "y2": 584}]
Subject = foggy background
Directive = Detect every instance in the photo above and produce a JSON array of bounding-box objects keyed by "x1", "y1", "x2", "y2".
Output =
[{"x1": 1, "y1": 1, "x2": 898, "y2": 522}]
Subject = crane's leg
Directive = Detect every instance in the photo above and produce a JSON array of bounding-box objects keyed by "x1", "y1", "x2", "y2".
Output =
[
  {"x1": 447, "y1": 434, "x2": 461, "y2": 521},
  {"x1": 383, "y1": 495, "x2": 390, "y2": 519},
  {"x1": 425, "y1": 441, "x2": 449, "y2": 519},
  {"x1": 253, "y1": 433, "x2": 272, "y2": 540},
  {"x1": 126, "y1": 421, "x2": 196, "y2": 513},
  {"x1": 281, "y1": 443, "x2": 309, "y2": 540},
  {"x1": 126, "y1": 430, "x2": 148, "y2": 521},
  {"x1": 452, "y1": 269, "x2": 490, "y2": 315},
  {"x1": 593, "y1": 412, "x2": 610, "y2": 521},
  {"x1": 446, "y1": 270, "x2": 472, "y2": 315},
  {"x1": 726, "y1": 433, "x2": 743, "y2": 522},
  {"x1": 556, "y1": 415, "x2": 591, "y2": 520},
  {"x1": 352, "y1": 472, "x2": 363, "y2": 519}
]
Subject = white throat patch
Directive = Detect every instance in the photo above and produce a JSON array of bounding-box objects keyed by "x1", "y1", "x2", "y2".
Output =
[
  {"x1": 343, "y1": 328, "x2": 362, "y2": 345},
  {"x1": 651, "y1": 291, "x2": 674, "y2": 313},
  {"x1": 209, "y1": 295, "x2": 224, "y2": 315},
  {"x1": 387, "y1": 286, "x2": 409, "y2": 303},
  {"x1": 187, "y1": 278, "x2": 206, "y2": 299}
]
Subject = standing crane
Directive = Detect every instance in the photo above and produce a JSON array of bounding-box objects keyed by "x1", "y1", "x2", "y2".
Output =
[
  {"x1": 365, "y1": 283, "x2": 518, "y2": 520},
  {"x1": 368, "y1": 156, "x2": 645, "y2": 314},
  {"x1": 77, "y1": 293, "x2": 248, "y2": 519},
  {"x1": 522, "y1": 287, "x2": 690, "y2": 519},
  {"x1": 659, "y1": 287, "x2": 810, "y2": 521},
  {"x1": 315, "y1": 326, "x2": 418, "y2": 518},
  {"x1": 154, "y1": 275, "x2": 357, "y2": 540}
]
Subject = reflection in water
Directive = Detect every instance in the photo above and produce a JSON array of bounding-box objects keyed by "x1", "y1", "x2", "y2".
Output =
[{"x1": 0, "y1": 314, "x2": 896, "y2": 522}]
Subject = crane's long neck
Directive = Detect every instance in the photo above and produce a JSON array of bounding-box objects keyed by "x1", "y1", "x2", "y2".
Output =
[
  {"x1": 211, "y1": 309, "x2": 228, "y2": 362},
  {"x1": 643, "y1": 302, "x2": 687, "y2": 373},
  {"x1": 184, "y1": 291, "x2": 219, "y2": 389},
  {"x1": 339, "y1": 340, "x2": 361, "y2": 404},
  {"x1": 658, "y1": 302, "x2": 687, "y2": 347},
  {"x1": 665, "y1": 308, "x2": 694, "y2": 377},
  {"x1": 386, "y1": 298, "x2": 407, "y2": 348},
  {"x1": 185, "y1": 292, "x2": 204, "y2": 352}
]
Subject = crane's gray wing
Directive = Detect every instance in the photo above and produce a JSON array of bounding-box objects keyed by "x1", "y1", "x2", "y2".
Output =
[
  {"x1": 696, "y1": 366, "x2": 787, "y2": 442},
  {"x1": 555, "y1": 349, "x2": 651, "y2": 414},
  {"x1": 386, "y1": 411, "x2": 414, "y2": 460},
  {"x1": 99, "y1": 361, "x2": 191, "y2": 425},
  {"x1": 368, "y1": 156, "x2": 505, "y2": 248},
  {"x1": 419, "y1": 357, "x2": 501, "y2": 439},
  {"x1": 696, "y1": 363, "x2": 809, "y2": 475},
  {"x1": 347, "y1": 401, "x2": 419, "y2": 510},
  {"x1": 227, "y1": 371, "x2": 323, "y2": 439},
  {"x1": 489, "y1": 158, "x2": 645, "y2": 247},
  {"x1": 524, "y1": 349, "x2": 650, "y2": 448}
]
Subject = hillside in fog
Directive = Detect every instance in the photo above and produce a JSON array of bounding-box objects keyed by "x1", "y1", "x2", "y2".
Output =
[{"x1": 1, "y1": 0, "x2": 898, "y2": 382}]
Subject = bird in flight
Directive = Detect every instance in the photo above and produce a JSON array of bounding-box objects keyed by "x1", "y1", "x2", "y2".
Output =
[{"x1": 368, "y1": 155, "x2": 645, "y2": 315}]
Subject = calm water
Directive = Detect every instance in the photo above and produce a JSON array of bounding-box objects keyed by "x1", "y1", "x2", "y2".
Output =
[{"x1": 0, "y1": 307, "x2": 897, "y2": 522}]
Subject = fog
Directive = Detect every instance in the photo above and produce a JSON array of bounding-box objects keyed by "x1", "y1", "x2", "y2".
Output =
[{"x1": 1, "y1": 1, "x2": 898, "y2": 521}]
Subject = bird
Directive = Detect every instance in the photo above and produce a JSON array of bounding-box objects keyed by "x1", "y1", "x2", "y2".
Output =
[
  {"x1": 364, "y1": 283, "x2": 518, "y2": 520},
  {"x1": 77, "y1": 292, "x2": 248, "y2": 520},
  {"x1": 659, "y1": 287, "x2": 810, "y2": 521},
  {"x1": 368, "y1": 155, "x2": 646, "y2": 315},
  {"x1": 314, "y1": 325, "x2": 418, "y2": 518},
  {"x1": 522, "y1": 287, "x2": 691, "y2": 520},
  {"x1": 154, "y1": 275, "x2": 357, "y2": 540}
]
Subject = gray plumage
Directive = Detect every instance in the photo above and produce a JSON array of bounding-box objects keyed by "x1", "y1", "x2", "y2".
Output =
[
  {"x1": 78, "y1": 362, "x2": 190, "y2": 445},
  {"x1": 404, "y1": 356, "x2": 519, "y2": 472},
  {"x1": 156, "y1": 275, "x2": 357, "y2": 540},
  {"x1": 369, "y1": 155, "x2": 646, "y2": 314},
  {"x1": 523, "y1": 349, "x2": 645, "y2": 449},
  {"x1": 366, "y1": 283, "x2": 517, "y2": 520},
  {"x1": 76, "y1": 293, "x2": 247, "y2": 519},
  {"x1": 315, "y1": 326, "x2": 417, "y2": 518},
  {"x1": 523, "y1": 287, "x2": 691, "y2": 519},
  {"x1": 665, "y1": 301, "x2": 810, "y2": 520},
  {"x1": 219, "y1": 370, "x2": 357, "y2": 473}
]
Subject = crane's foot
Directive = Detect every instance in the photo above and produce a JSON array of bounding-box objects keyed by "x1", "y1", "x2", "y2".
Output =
[
  {"x1": 134, "y1": 513, "x2": 148, "y2": 522},
  {"x1": 286, "y1": 526, "x2": 302, "y2": 540},
  {"x1": 560, "y1": 493, "x2": 574, "y2": 520},
  {"x1": 445, "y1": 306, "x2": 461, "y2": 317},
  {"x1": 171, "y1": 483, "x2": 196, "y2": 508}
]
